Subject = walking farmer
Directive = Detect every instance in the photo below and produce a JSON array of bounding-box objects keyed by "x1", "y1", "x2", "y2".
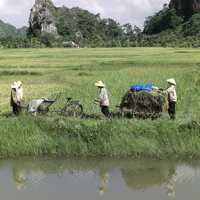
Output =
[
  {"x1": 166, "y1": 78, "x2": 177, "y2": 120},
  {"x1": 10, "y1": 81, "x2": 23, "y2": 115},
  {"x1": 95, "y1": 80, "x2": 110, "y2": 117}
]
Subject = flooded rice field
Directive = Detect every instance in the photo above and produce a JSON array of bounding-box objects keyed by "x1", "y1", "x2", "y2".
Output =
[{"x1": 0, "y1": 158, "x2": 200, "y2": 200}]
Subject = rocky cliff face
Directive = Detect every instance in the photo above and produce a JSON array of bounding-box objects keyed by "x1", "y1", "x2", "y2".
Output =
[
  {"x1": 28, "y1": 0, "x2": 126, "y2": 47},
  {"x1": 169, "y1": 0, "x2": 200, "y2": 19},
  {"x1": 29, "y1": 0, "x2": 58, "y2": 35}
]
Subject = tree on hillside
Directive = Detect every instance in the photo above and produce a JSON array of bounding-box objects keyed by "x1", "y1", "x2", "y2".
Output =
[
  {"x1": 143, "y1": 8, "x2": 183, "y2": 35},
  {"x1": 40, "y1": 32, "x2": 56, "y2": 47},
  {"x1": 183, "y1": 13, "x2": 200, "y2": 36},
  {"x1": 56, "y1": 16, "x2": 74, "y2": 38}
]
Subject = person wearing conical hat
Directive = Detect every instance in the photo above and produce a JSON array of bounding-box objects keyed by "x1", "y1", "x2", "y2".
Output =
[
  {"x1": 10, "y1": 81, "x2": 23, "y2": 115},
  {"x1": 166, "y1": 78, "x2": 177, "y2": 120},
  {"x1": 95, "y1": 80, "x2": 110, "y2": 117}
]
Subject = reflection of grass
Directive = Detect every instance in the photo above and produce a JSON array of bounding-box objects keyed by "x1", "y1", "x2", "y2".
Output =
[{"x1": 0, "y1": 48, "x2": 200, "y2": 158}]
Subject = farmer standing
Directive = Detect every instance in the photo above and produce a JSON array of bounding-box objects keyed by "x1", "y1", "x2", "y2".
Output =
[
  {"x1": 10, "y1": 81, "x2": 23, "y2": 115},
  {"x1": 166, "y1": 78, "x2": 177, "y2": 120},
  {"x1": 95, "y1": 80, "x2": 110, "y2": 117}
]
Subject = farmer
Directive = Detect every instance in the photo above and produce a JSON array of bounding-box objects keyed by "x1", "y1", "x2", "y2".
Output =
[
  {"x1": 95, "y1": 80, "x2": 110, "y2": 117},
  {"x1": 166, "y1": 78, "x2": 177, "y2": 120},
  {"x1": 10, "y1": 81, "x2": 23, "y2": 115}
]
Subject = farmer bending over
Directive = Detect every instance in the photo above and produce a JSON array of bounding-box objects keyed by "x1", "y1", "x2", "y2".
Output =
[
  {"x1": 166, "y1": 78, "x2": 177, "y2": 120},
  {"x1": 95, "y1": 80, "x2": 110, "y2": 117},
  {"x1": 10, "y1": 81, "x2": 23, "y2": 115}
]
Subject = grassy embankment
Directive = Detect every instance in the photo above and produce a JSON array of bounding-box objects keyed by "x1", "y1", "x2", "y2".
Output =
[{"x1": 0, "y1": 48, "x2": 200, "y2": 158}]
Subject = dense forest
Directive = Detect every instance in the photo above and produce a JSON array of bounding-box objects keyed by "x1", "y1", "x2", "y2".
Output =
[{"x1": 1, "y1": 0, "x2": 200, "y2": 48}]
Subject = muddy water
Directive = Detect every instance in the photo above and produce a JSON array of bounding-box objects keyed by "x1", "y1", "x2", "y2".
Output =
[{"x1": 0, "y1": 158, "x2": 200, "y2": 200}]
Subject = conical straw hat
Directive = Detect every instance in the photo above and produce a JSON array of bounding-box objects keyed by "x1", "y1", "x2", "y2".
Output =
[
  {"x1": 167, "y1": 78, "x2": 176, "y2": 86},
  {"x1": 95, "y1": 80, "x2": 105, "y2": 87}
]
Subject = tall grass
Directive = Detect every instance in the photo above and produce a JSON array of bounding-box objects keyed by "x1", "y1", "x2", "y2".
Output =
[
  {"x1": 0, "y1": 116, "x2": 200, "y2": 158},
  {"x1": 0, "y1": 48, "x2": 200, "y2": 158}
]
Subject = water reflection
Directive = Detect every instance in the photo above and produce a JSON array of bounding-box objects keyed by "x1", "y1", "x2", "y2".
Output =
[
  {"x1": 0, "y1": 158, "x2": 199, "y2": 200},
  {"x1": 13, "y1": 168, "x2": 27, "y2": 190},
  {"x1": 99, "y1": 172, "x2": 110, "y2": 196},
  {"x1": 121, "y1": 160, "x2": 176, "y2": 189},
  {"x1": 165, "y1": 173, "x2": 176, "y2": 199},
  {"x1": 0, "y1": 159, "x2": 178, "y2": 191}
]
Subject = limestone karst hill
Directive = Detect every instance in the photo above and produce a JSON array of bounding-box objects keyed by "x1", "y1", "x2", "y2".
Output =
[
  {"x1": 28, "y1": 0, "x2": 128, "y2": 47},
  {"x1": 143, "y1": 0, "x2": 200, "y2": 36},
  {"x1": 169, "y1": 0, "x2": 200, "y2": 19},
  {"x1": 0, "y1": 20, "x2": 26, "y2": 39},
  {"x1": 29, "y1": 0, "x2": 58, "y2": 36},
  {"x1": 1, "y1": 0, "x2": 200, "y2": 47}
]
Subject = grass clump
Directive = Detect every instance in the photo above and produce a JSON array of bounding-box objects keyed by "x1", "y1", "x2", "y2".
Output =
[{"x1": 0, "y1": 70, "x2": 42, "y2": 76}]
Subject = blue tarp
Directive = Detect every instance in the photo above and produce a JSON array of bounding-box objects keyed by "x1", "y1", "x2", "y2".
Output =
[{"x1": 130, "y1": 84, "x2": 154, "y2": 92}]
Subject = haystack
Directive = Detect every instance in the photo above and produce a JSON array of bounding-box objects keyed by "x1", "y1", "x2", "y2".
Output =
[{"x1": 120, "y1": 90, "x2": 166, "y2": 119}]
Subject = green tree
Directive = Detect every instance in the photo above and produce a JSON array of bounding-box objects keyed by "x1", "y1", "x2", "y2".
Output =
[
  {"x1": 144, "y1": 8, "x2": 183, "y2": 35},
  {"x1": 40, "y1": 33, "x2": 56, "y2": 47},
  {"x1": 183, "y1": 13, "x2": 200, "y2": 36}
]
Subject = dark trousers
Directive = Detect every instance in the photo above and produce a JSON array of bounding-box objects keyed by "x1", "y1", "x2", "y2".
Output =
[
  {"x1": 101, "y1": 106, "x2": 110, "y2": 117},
  {"x1": 12, "y1": 102, "x2": 21, "y2": 115},
  {"x1": 168, "y1": 102, "x2": 176, "y2": 120}
]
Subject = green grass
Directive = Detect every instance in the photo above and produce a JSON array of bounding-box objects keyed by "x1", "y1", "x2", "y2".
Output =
[{"x1": 0, "y1": 47, "x2": 200, "y2": 158}]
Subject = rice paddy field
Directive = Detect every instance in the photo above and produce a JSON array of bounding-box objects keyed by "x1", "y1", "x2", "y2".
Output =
[{"x1": 0, "y1": 47, "x2": 200, "y2": 158}]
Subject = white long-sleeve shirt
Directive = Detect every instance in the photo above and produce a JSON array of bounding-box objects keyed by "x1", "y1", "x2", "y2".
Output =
[
  {"x1": 166, "y1": 85, "x2": 177, "y2": 102},
  {"x1": 99, "y1": 88, "x2": 110, "y2": 106},
  {"x1": 11, "y1": 86, "x2": 23, "y2": 105},
  {"x1": 16, "y1": 87, "x2": 23, "y2": 102}
]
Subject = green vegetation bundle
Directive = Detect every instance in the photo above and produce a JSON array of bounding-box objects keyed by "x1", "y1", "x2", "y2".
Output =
[{"x1": 120, "y1": 91, "x2": 166, "y2": 119}]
